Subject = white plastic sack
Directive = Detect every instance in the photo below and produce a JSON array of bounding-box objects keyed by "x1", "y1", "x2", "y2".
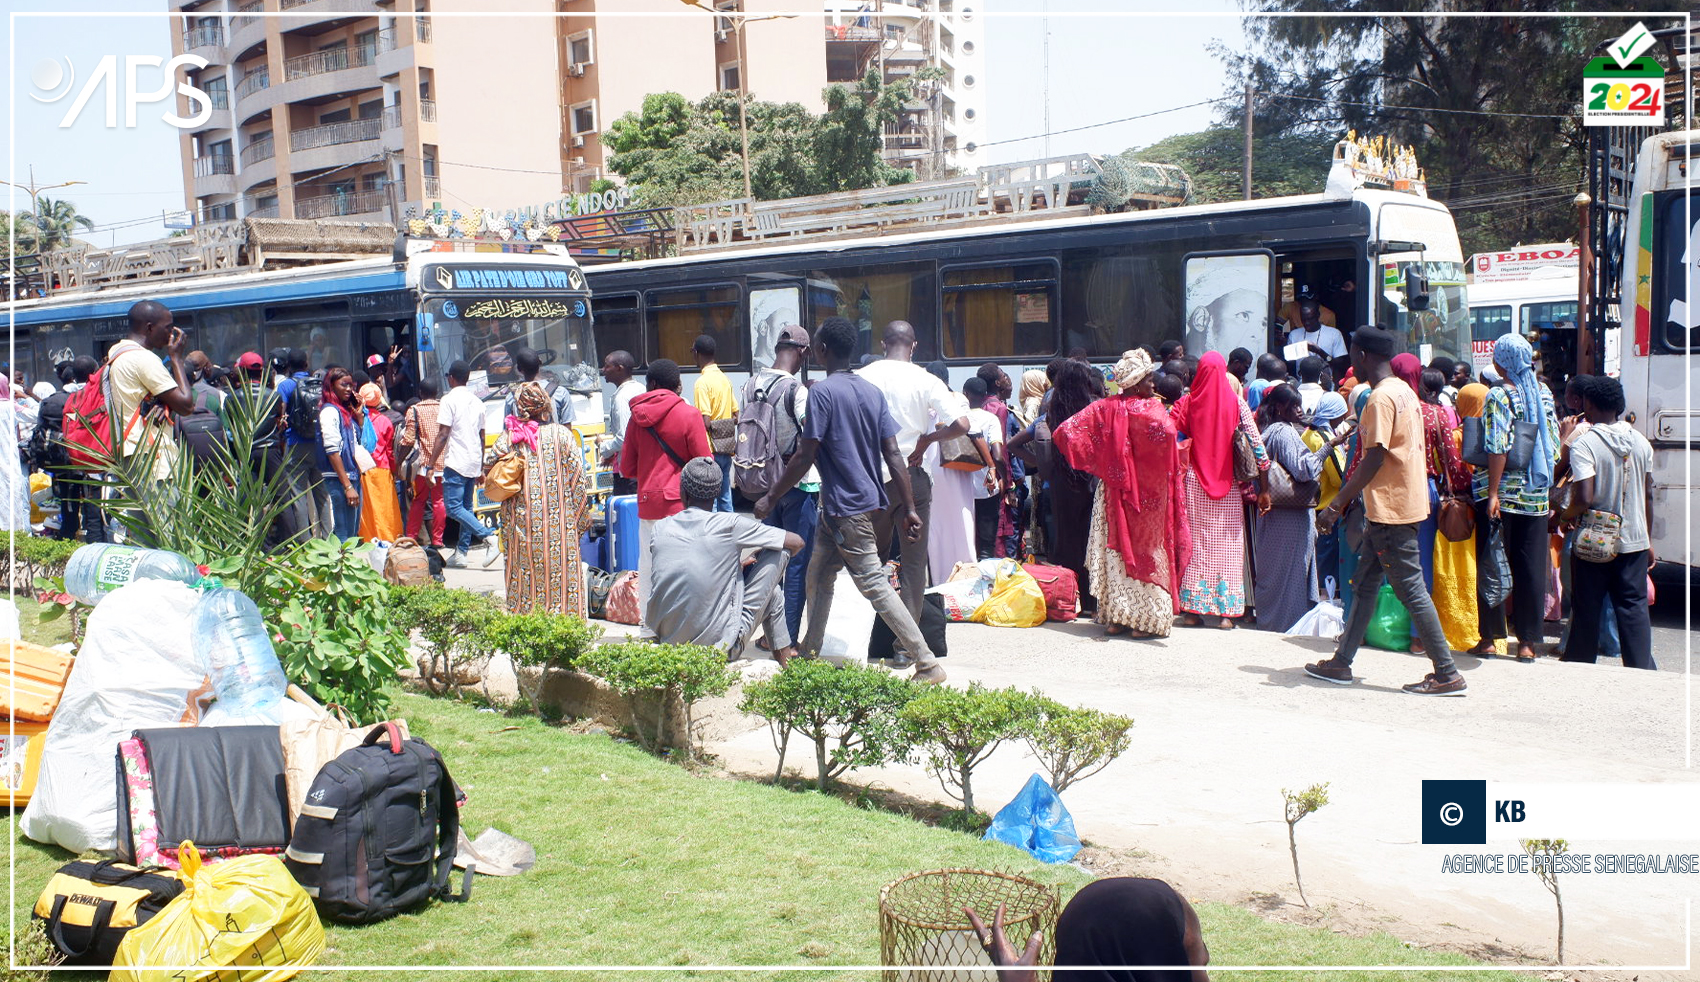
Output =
[
  {"x1": 1285, "y1": 601, "x2": 1345, "y2": 640},
  {"x1": 21, "y1": 581, "x2": 207, "y2": 854},
  {"x1": 200, "y1": 695, "x2": 320, "y2": 729},
  {"x1": 366, "y1": 541, "x2": 391, "y2": 575},
  {"x1": 927, "y1": 560, "x2": 1003, "y2": 622},
  {"x1": 818, "y1": 569, "x2": 876, "y2": 662}
]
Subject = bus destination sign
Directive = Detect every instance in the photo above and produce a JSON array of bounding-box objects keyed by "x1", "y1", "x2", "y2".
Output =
[{"x1": 425, "y1": 264, "x2": 587, "y2": 294}]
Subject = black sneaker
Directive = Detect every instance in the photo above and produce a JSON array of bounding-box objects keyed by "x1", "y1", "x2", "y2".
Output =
[
  {"x1": 1304, "y1": 659, "x2": 1354, "y2": 685},
  {"x1": 1403, "y1": 673, "x2": 1467, "y2": 696}
]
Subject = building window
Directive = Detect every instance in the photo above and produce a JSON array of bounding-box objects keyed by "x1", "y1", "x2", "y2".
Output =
[
  {"x1": 964, "y1": 108, "x2": 976, "y2": 120},
  {"x1": 422, "y1": 145, "x2": 439, "y2": 177},
  {"x1": 203, "y1": 75, "x2": 228, "y2": 110},
  {"x1": 361, "y1": 172, "x2": 385, "y2": 193},
  {"x1": 203, "y1": 202, "x2": 236, "y2": 222},
  {"x1": 567, "y1": 30, "x2": 593, "y2": 67},
  {"x1": 962, "y1": 40, "x2": 974, "y2": 54},
  {"x1": 355, "y1": 29, "x2": 378, "y2": 66},
  {"x1": 571, "y1": 101, "x2": 597, "y2": 135},
  {"x1": 319, "y1": 107, "x2": 352, "y2": 124},
  {"x1": 719, "y1": 63, "x2": 740, "y2": 92},
  {"x1": 359, "y1": 99, "x2": 383, "y2": 119},
  {"x1": 963, "y1": 74, "x2": 976, "y2": 88},
  {"x1": 714, "y1": 1, "x2": 737, "y2": 38}
]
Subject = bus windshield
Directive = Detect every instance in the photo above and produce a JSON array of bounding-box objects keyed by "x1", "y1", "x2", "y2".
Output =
[
  {"x1": 420, "y1": 298, "x2": 599, "y2": 394},
  {"x1": 1381, "y1": 260, "x2": 1469, "y2": 363}
]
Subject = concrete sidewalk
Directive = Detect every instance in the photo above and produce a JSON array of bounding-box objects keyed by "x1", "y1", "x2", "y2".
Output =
[{"x1": 444, "y1": 561, "x2": 1694, "y2": 973}]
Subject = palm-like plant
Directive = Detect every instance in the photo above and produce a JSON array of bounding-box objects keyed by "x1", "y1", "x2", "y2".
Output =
[{"x1": 22, "y1": 196, "x2": 94, "y2": 252}]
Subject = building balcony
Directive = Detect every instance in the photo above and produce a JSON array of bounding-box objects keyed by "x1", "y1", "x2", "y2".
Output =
[
  {"x1": 423, "y1": 175, "x2": 440, "y2": 199},
  {"x1": 243, "y1": 196, "x2": 280, "y2": 219},
  {"x1": 239, "y1": 138, "x2": 276, "y2": 166},
  {"x1": 277, "y1": 0, "x2": 382, "y2": 31},
  {"x1": 295, "y1": 187, "x2": 388, "y2": 219},
  {"x1": 241, "y1": 154, "x2": 278, "y2": 193},
  {"x1": 229, "y1": 3, "x2": 268, "y2": 56},
  {"x1": 283, "y1": 43, "x2": 376, "y2": 83},
  {"x1": 193, "y1": 155, "x2": 237, "y2": 197},
  {"x1": 290, "y1": 116, "x2": 381, "y2": 152},
  {"x1": 193, "y1": 154, "x2": 235, "y2": 178},
  {"x1": 234, "y1": 66, "x2": 271, "y2": 103},
  {"x1": 182, "y1": 25, "x2": 225, "y2": 56},
  {"x1": 825, "y1": 25, "x2": 883, "y2": 42}
]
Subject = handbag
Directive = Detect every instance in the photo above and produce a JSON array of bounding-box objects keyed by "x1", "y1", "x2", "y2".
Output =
[
  {"x1": 936, "y1": 432, "x2": 985, "y2": 471},
  {"x1": 1432, "y1": 431, "x2": 1476, "y2": 543},
  {"x1": 707, "y1": 416, "x2": 737, "y2": 457},
  {"x1": 1460, "y1": 416, "x2": 1488, "y2": 467},
  {"x1": 1232, "y1": 429, "x2": 1259, "y2": 483},
  {"x1": 1266, "y1": 458, "x2": 1319, "y2": 509},
  {"x1": 398, "y1": 406, "x2": 423, "y2": 483},
  {"x1": 1503, "y1": 387, "x2": 1540, "y2": 471},
  {"x1": 1574, "y1": 442, "x2": 1632, "y2": 564},
  {"x1": 585, "y1": 566, "x2": 617, "y2": 619},
  {"x1": 484, "y1": 451, "x2": 526, "y2": 502},
  {"x1": 35, "y1": 859, "x2": 185, "y2": 965}
]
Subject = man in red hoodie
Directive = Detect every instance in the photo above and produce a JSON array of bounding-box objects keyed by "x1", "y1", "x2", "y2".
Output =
[{"x1": 619, "y1": 358, "x2": 711, "y2": 635}]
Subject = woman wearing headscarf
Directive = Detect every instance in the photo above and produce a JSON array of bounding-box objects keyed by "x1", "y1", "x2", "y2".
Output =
[
  {"x1": 1017, "y1": 369, "x2": 1048, "y2": 426},
  {"x1": 967, "y1": 876, "x2": 1211, "y2": 982},
  {"x1": 1473, "y1": 333, "x2": 1560, "y2": 662},
  {"x1": 1171, "y1": 352, "x2": 1269, "y2": 629},
  {"x1": 1453, "y1": 381, "x2": 1504, "y2": 655},
  {"x1": 1253, "y1": 383, "x2": 1351, "y2": 632},
  {"x1": 494, "y1": 382, "x2": 590, "y2": 617},
  {"x1": 356, "y1": 383, "x2": 403, "y2": 543},
  {"x1": 1302, "y1": 391, "x2": 1350, "y2": 597},
  {"x1": 1053, "y1": 350, "x2": 1189, "y2": 638},
  {"x1": 0, "y1": 376, "x2": 31, "y2": 532}
]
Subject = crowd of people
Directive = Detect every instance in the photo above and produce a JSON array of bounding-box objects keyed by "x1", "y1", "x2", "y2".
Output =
[{"x1": 11, "y1": 300, "x2": 1659, "y2": 693}]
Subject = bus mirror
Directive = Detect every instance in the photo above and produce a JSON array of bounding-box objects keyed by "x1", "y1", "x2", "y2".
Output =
[{"x1": 1404, "y1": 264, "x2": 1431, "y2": 311}]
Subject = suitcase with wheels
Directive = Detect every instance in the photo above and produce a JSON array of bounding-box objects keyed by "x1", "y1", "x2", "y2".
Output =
[{"x1": 607, "y1": 494, "x2": 641, "y2": 572}]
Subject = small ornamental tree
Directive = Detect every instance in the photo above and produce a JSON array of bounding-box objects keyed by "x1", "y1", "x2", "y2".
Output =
[
  {"x1": 901, "y1": 683, "x2": 1036, "y2": 817},
  {"x1": 739, "y1": 659, "x2": 919, "y2": 789},
  {"x1": 1282, "y1": 783, "x2": 1330, "y2": 907},
  {"x1": 481, "y1": 611, "x2": 603, "y2": 711},
  {"x1": 578, "y1": 642, "x2": 737, "y2": 757},
  {"x1": 1022, "y1": 696, "x2": 1134, "y2": 794},
  {"x1": 1521, "y1": 838, "x2": 1570, "y2": 963},
  {"x1": 389, "y1": 584, "x2": 505, "y2": 697}
]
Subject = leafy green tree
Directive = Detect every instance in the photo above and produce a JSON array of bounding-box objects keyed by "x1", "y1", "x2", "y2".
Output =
[
  {"x1": 22, "y1": 196, "x2": 93, "y2": 252},
  {"x1": 740, "y1": 659, "x2": 919, "y2": 789},
  {"x1": 1122, "y1": 128, "x2": 1335, "y2": 205},
  {"x1": 811, "y1": 67, "x2": 918, "y2": 193},
  {"x1": 901, "y1": 683, "x2": 1038, "y2": 817},
  {"x1": 1282, "y1": 782, "x2": 1331, "y2": 907},
  {"x1": 1021, "y1": 697, "x2": 1133, "y2": 794},
  {"x1": 1218, "y1": 2, "x2": 1611, "y2": 253}
]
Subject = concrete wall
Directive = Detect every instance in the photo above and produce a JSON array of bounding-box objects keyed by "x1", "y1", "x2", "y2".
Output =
[
  {"x1": 742, "y1": 1, "x2": 827, "y2": 114},
  {"x1": 429, "y1": 0, "x2": 565, "y2": 208},
  {"x1": 575, "y1": 0, "x2": 720, "y2": 176}
]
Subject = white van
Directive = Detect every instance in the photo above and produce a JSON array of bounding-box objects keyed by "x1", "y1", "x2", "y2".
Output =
[{"x1": 1465, "y1": 274, "x2": 1579, "y2": 376}]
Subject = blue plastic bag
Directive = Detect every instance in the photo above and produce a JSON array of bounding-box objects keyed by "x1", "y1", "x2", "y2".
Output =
[{"x1": 983, "y1": 773, "x2": 1081, "y2": 864}]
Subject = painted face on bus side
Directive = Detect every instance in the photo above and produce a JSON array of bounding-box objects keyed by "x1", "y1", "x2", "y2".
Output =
[{"x1": 1207, "y1": 290, "x2": 1266, "y2": 340}]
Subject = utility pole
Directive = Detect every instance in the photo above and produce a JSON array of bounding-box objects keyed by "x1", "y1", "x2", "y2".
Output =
[
  {"x1": 1242, "y1": 80, "x2": 1254, "y2": 201},
  {"x1": 1575, "y1": 192, "x2": 1594, "y2": 376},
  {"x1": 0, "y1": 166, "x2": 87, "y2": 253}
]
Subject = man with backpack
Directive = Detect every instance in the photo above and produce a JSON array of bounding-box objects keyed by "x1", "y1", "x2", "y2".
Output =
[
  {"x1": 222, "y1": 352, "x2": 293, "y2": 547},
  {"x1": 619, "y1": 359, "x2": 711, "y2": 636},
  {"x1": 107, "y1": 301, "x2": 196, "y2": 480},
  {"x1": 39, "y1": 358, "x2": 107, "y2": 543},
  {"x1": 503, "y1": 347, "x2": 572, "y2": 424},
  {"x1": 176, "y1": 350, "x2": 230, "y2": 468},
  {"x1": 276, "y1": 349, "x2": 331, "y2": 539},
  {"x1": 737, "y1": 326, "x2": 816, "y2": 643}
]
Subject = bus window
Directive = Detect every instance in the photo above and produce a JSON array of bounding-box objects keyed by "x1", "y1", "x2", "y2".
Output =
[
  {"x1": 1521, "y1": 301, "x2": 1577, "y2": 335},
  {"x1": 1471, "y1": 304, "x2": 1513, "y2": 341},
  {"x1": 1060, "y1": 246, "x2": 1181, "y2": 356},
  {"x1": 1655, "y1": 190, "x2": 1699, "y2": 351},
  {"x1": 645, "y1": 284, "x2": 741, "y2": 367},
  {"x1": 942, "y1": 260, "x2": 1059, "y2": 360},
  {"x1": 194, "y1": 305, "x2": 262, "y2": 368},
  {"x1": 593, "y1": 293, "x2": 643, "y2": 365},
  {"x1": 266, "y1": 302, "x2": 351, "y2": 371},
  {"x1": 807, "y1": 263, "x2": 936, "y2": 364}
]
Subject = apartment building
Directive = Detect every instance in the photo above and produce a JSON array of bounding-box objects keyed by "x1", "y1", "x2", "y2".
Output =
[
  {"x1": 171, "y1": 0, "x2": 987, "y2": 221},
  {"x1": 170, "y1": 0, "x2": 562, "y2": 224}
]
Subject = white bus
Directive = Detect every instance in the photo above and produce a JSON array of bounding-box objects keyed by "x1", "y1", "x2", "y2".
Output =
[
  {"x1": 1619, "y1": 130, "x2": 1699, "y2": 579},
  {"x1": 1465, "y1": 274, "x2": 1581, "y2": 376}
]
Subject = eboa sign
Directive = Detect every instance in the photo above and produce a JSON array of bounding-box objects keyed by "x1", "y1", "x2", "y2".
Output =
[
  {"x1": 30, "y1": 54, "x2": 212, "y2": 129},
  {"x1": 1470, "y1": 243, "x2": 1580, "y2": 283}
]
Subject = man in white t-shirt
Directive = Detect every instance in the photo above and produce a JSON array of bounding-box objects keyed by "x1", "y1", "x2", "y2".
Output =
[
  {"x1": 424, "y1": 359, "x2": 497, "y2": 568},
  {"x1": 110, "y1": 300, "x2": 195, "y2": 484},
  {"x1": 962, "y1": 375, "x2": 1006, "y2": 560},
  {"x1": 855, "y1": 321, "x2": 970, "y2": 618},
  {"x1": 1286, "y1": 295, "x2": 1348, "y2": 360}
]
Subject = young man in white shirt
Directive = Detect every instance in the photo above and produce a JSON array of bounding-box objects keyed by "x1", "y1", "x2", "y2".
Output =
[
  {"x1": 1286, "y1": 296, "x2": 1348, "y2": 361},
  {"x1": 963, "y1": 375, "x2": 1006, "y2": 559},
  {"x1": 599, "y1": 349, "x2": 644, "y2": 496},
  {"x1": 424, "y1": 359, "x2": 498, "y2": 568},
  {"x1": 854, "y1": 320, "x2": 970, "y2": 619}
]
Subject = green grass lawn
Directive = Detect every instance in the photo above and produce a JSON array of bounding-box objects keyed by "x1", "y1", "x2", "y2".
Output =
[
  {"x1": 13, "y1": 596, "x2": 73, "y2": 649},
  {"x1": 8, "y1": 693, "x2": 1533, "y2": 981}
]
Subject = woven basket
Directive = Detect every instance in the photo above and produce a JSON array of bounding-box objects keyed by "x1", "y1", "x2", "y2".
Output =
[{"x1": 878, "y1": 868, "x2": 1059, "y2": 981}]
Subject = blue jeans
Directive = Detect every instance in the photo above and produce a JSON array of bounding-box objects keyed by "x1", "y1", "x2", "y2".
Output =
[
  {"x1": 714, "y1": 454, "x2": 735, "y2": 513},
  {"x1": 328, "y1": 479, "x2": 362, "y2": 540},
  {"x1": 763, "y1": 487, "x2": 818, "y2": 641},
  {"x1": 443, "y1": 468, "x2": 494, "y2": 552}
]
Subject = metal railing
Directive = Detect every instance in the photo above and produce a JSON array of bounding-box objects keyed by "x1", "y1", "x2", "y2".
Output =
[
  {"x1": 825, "y1": 25, "x2": 882, "y2": 42},
  {"x1": 420, "y1": 98, "x2": 436, "y2": 122},
  {"x1": 239, "y1": 138, "x2": 276, "y2": 165},
  {"x1": 289, "y1": 116, "x2": 381, "y2": 152},
  {"x1": 243, "y1": 197, "x2": 279, "y2": 218},
  {"x1": 418, "y1": 18, "x2": 431, "y2": 42},
  {"x1": 237, "y1": 0, "x2": 263, "y2": 11},
  {"x1": 283, "y1": 44, "x2": 374, "y2": 81},
  {"x1": 380, "y1": 104, "x2": 402, "y2": 130},
  {"x1": 423, "y1": 176, "x2": 440, "y2": 198},
  {"x1": 183, "y1": 25, "x2": 224, "y2": 50},
  {"x1": 234, "y1": 67, "x2": 270, "y2": 101},
  {"x1": 193, "y1": 155, "x2": 235, "y2": 177},
  {"x1": 295, "y1": 188, "x2": 387, "y2": 219},
  {"x1": 377, "y1": 28, "x2": 397, "y2": 52}
]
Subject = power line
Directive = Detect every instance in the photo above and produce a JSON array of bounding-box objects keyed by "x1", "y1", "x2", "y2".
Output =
[{"x1": 979, "y1": 96, "x2": 1235, "y2": 149}]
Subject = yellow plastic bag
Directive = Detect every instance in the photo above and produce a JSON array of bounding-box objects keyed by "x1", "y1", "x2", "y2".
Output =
[
  {"x1": 971, "y1": 560, "x2": 1047, "y2": 629},
  {"x1": 112, "y1": 841, "x2": 325, "y2": 982}
]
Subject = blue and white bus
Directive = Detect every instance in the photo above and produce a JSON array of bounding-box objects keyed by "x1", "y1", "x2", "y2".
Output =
[{"x1": 4, "y1": 244, "x2": 601, "y2": 425}]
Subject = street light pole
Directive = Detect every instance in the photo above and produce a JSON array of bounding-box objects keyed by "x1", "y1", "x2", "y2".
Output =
[
  {"x1": 680, "y1": 0, "x2": 793, "y2": 201},
  {"x1": 0, "y1": 166, "x2": 87, "y2": 253}
]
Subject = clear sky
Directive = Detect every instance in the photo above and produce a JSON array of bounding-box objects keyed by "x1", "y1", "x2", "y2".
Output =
[{"x1": 1, "y1": 1, "x2": 1246, "y2": 247}]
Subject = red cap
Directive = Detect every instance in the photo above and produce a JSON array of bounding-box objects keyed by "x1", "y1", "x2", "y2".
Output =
[
  {"x1": 367, "y1": 354, "x2": 385, "y2": 368},
  {"x1": 235, "y1": 352, "x2": 264, "y2": 370}
]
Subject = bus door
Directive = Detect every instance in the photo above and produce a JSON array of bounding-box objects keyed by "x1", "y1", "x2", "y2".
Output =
[
  {"x1": 748, "y1": 276, "x2": 804, "y2": 374},
  {"x1": 1639, "y1": 188, "x2": 1700, "y2": 572}
]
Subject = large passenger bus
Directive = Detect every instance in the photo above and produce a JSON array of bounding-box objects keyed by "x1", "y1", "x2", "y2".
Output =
[
  {"x1": 4, "y1": 243, "x2": 602, "y2": 425},
  {"x1": 582, "y1": 184, "x2": 1469, "y2": 397},
  {"x1": 1619, "y1": 130, "x2": 1699, "y2": 580}
]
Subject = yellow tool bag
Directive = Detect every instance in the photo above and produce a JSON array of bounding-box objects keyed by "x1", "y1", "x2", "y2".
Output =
[{"x1": 33, "y1": 859, "x2": 184, "y2": 965}]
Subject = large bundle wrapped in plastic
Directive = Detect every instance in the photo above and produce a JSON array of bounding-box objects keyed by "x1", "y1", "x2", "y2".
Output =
[{"x1": 21, "y1": 581, "x2": 207, "y2": 853}]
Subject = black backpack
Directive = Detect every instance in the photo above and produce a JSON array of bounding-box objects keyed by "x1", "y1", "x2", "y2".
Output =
[
  {"x1": 285, "y1": 372, "x2": 325, "y2": 442},
  {"x1": 284, "y1": 723, "x2": 469, "y2": 924},
  {"x1": 29, "y1": 389, "x2": 70, "y2": 469},
  {"x1": 176, "y1": 405, "x2": 228, "y2": 466}
]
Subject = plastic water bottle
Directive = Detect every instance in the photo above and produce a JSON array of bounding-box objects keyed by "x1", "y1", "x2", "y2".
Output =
[
  {"x1": 191, "y1": 588, "x2": 287, "y2": 717},
  {"x1": 63, "y1": 543, "x2": 201, "y2": 606}
]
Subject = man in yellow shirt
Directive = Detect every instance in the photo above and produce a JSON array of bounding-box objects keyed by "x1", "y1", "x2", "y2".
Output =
[
  {"x1": 110, "y1": 300, "x2": 195, "y2": 484},
  {"x1": 692, "y1": 334, "x2": 738, "y2": 512}
]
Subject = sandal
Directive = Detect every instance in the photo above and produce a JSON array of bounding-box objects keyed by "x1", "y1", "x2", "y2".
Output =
[
  {"x1": 1217, "y1": 617, "x2": 1237, "y2": 630},
  {"x1": 1104, "y1": 624, "x2": 1129, "y2": 637},
  {"x1": 1180, "y1": 614, "x2": 1205, "y2": 628}
]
